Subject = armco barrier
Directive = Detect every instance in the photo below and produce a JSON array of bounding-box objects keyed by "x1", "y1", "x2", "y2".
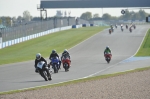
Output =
[
  {"x1": 82, "y1": 24, "x2": 90, "y2": 27},
  {"x1": 1, "y1": 25, "x2": 82, "y2": 49},
  {"x1": 72, "y1": 24, "x2": 83, "y2": 28}
]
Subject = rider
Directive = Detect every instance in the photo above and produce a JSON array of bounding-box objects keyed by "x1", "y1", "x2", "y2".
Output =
[
  {"x1": 121, "y1": 24, "x2": 123, "y2": 28},
  {"x1": 34, "y1": 53, "x2": 51, "y2": 81},
  {"x1": 126, "y1": 24, "x2": 128, "y2": 28},
  {"x1": 110, "y1": 24, "x2": 113, "y2": 29},
  {"x1": 104, "y1": 46, "x2": 112, "y2": 58},
  {"x1": 49, "y1": 49, "x2": 61, "y2": 69},
  {"x1": 61, "y1": 49, "x2": 71, "y2": 60},
  {"x1": 115, "y1": 24, "x2": 117, "y2": 28}
]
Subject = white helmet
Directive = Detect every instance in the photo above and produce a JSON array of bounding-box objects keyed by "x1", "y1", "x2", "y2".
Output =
[
  {"x1": 64, "y1": 49, "x2": 68, "y2": 53},
  {"x1": 36, "y1": 53, "x2": 41, "y2": 60}
]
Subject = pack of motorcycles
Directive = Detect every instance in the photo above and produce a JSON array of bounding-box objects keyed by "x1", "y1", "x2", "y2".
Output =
[
  {"x1": 109, "y1": 24, "x2": 136, "y2": 34},
  {"x1": 37, "y1": 57, "x2": 71, "y2": 81},
  {"x1": 37, "y1": 24, "x2": 136, "y2": 81}
]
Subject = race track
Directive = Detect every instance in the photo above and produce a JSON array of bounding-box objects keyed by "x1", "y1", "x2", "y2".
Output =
[{"x1": 0, "y1": 25, "x2": 150, "y2": 92}]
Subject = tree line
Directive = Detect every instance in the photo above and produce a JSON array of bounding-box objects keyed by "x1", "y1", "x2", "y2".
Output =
[
  {"x1": 80, "y1": 9, "x2": 149, "y2": 21},
  {"x1": 0, "y1": 10, "x2": 32, "y2": 27}
]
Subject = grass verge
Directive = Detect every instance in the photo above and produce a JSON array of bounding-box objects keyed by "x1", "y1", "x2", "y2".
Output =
[
  {"x1": 0, "y1": 26, "x2": 107, "y2": 65},
  {"x1": 0, "y1": 66, "x2": 150, "y2": 95},
  {"x1": 135, "y1": 29, "x2": 150, "y2": 56}
]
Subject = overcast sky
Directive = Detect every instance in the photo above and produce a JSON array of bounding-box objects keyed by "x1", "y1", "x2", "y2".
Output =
[{"x1": 0, "y1": 0, "x2": 150, "y2": 18}]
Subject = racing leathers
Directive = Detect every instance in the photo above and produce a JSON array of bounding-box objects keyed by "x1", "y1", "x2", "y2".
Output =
[
  {"x1": 104, "y1": 48, "x2": 111, "y2": 56},
  {"x1": 61, "y1": 51, "x2": 71, "y2": 60}
]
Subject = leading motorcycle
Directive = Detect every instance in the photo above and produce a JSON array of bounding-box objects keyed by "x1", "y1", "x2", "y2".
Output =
[
  {"x1": 37, "y1": 61, "x2": 52, "y2": 81},
  {"x1": 104, "y1": 53, "x2": 112, "y2": 63}
]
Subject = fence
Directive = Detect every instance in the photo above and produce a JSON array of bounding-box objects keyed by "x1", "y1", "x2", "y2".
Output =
[{"x1": 0, "y1": 17, "x2": 89, "y2": 42}]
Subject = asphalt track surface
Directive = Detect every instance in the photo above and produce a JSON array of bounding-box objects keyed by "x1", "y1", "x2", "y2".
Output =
[{"x1": 0, "y1": 25, "x2": 150, "y2": 92}]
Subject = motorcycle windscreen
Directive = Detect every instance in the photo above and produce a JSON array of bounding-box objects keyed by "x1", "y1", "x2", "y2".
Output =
[{"x1": 37, "y1": 61, "x2": 45, "y2": 69}]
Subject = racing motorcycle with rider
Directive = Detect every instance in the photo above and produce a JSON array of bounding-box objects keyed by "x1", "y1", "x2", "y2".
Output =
[
  {"x1": 34, "y1": 53, "x2": 52, "y2": 81},
  {"x1": 49, "y1": 50, "x2": 61, "y2": 73},
  {"x1": 61, "y1": 49, "x2": 71, "y2": 72},
  {"x1": 104, "y1": 46, "x2": 112, "y2": 63}
]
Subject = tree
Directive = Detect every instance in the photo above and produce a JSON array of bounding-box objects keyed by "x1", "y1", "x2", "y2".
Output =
[
  {"x1": 23, "y1": 10, "x2": 32, "y2": 21},
  {"x1": 0, "y1": 18, "x2": 2, "y2": 25},
  {"x1": 93, "y1": 13, "x2": 99, "y2": 18},
  {"x1": 5, "y1": 17, "x2": 11, "y2": 27},
  {"x1": 80, "y1": 12, "x2": 92, "y2": 20},
  {"x1": 102, "y1": 13, "x2": 111, "y2": 20},
  {"x1": 138, "y1": 9, "x2": 147, "y2": 20}
]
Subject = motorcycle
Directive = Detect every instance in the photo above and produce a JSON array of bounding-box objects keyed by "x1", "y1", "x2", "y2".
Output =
[
  {"x1": 129, "y1": 28, "x2": 132, "y2": 33},
  {"x1": 61, "y1": 56, "x2": 71, "y2": 72},
  {"x1": 126, "y1": 25, "x2": 128, "y2": 29},
  {"x1": 111, "y1": 27, "x2": 114, "y2": 32},
  {"x1": 104, "y1": 53, "x2": 112, "y2": 63},
  {"x1": 50, "y1": 57, "x2": 60, "y2": 73},
  {"x1": 37, "y1": 61, "x2": 52, "y2": 81},
  {"x1": 121, "y1": 27, "x2": 123, "y2": 32},
  {"x1": 133, "y1": 25, "x2": 136, "y2": 29},
  {"x1": 109, "y1": 29, "x2": 111, "y2": 34}
]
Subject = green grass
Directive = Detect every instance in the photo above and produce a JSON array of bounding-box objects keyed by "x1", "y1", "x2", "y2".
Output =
[
  {"x1": 0, "y1": 26, "x2": 107, "y2": 65},
  {"x1": 0, "y1": 66, "x2": 150, "y2": 95},
  {"x1": 135, "y1": 29, "x2": 150, "y2": 56}
]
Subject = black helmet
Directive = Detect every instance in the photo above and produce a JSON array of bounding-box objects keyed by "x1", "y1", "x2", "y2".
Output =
[{"x1": 52, "y1": 49, "x2": 56, "y2": 54}]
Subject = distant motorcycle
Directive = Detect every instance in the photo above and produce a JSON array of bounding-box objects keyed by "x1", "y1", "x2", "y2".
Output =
[
  {"x1": 109, "y1": 29, "x2": 111, "y2": 34},
  {"x1": 37, "y1": 61, "x2": 52, "y2": 81},
  {"x1": 61, "y1": 56, "x2": 71, "y2": 72},
  {"x1": 104, "y1": 53, "x2": 112, "y2": 63},
  {"x1": 129, "y1": 28, "x2": 132, "y2": 33},
  {"x1": 126, "y1": 25, "x2": 128, "y2": 29},
  {"x1": 121, "y1": 27, "x2": 124, "y2": 32},
  {"x1": 111, "y1": 28, "x2": 114, "y2": 32},
  {"x1": 133, "y1": 25, "x2": 136, "y2": 29}
]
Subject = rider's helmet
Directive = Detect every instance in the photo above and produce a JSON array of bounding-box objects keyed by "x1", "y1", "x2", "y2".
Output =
[
  {"x1": 36, "y1": 53, "x2": 41, "y2": 60},
  {"x1": 64, "y1": 49, "x2": 68, "y2": 53},
  {"x1": 106, "y1": 46, "x2": 109, "y2": 49},
  {"x1": 52, "y1": 49, "x2": 56, "y2": 54}
]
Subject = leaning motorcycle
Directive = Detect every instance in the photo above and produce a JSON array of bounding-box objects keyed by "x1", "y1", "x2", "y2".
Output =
[
  {"x1": 104, "y1": 53, "x2": 112, "y2": 63},
  {"x1": 37, "y1": 61, "x2": 52, "y2": 81},
  {"x1": 62, "y1": 57, "x2": 71, "y2": 72},
  {"x1": 51, "y1": 57, "x2": 60, "y2": 73}
]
